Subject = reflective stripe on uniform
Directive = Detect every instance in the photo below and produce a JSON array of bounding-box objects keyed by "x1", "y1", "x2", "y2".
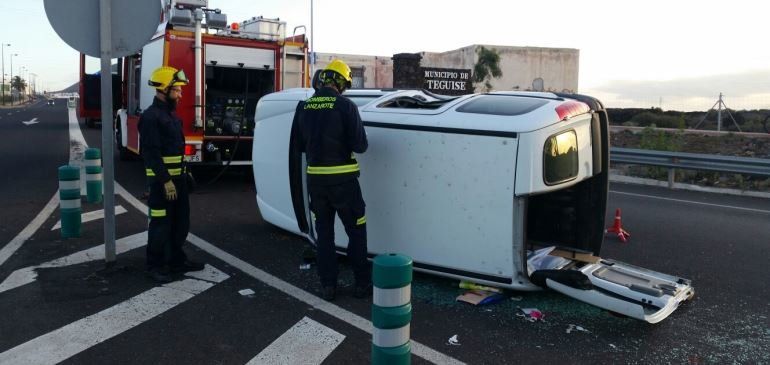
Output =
[
  {"x1": 356, "y1": 216, "x2": 366, "y2": 225},
  {"x1": 306, "y1": 163, "x2": 360, "y2": 175},
  {"x1": 149, "y1": 209, "x2": 166, "y2": 217},
  {"x1": 146, "y1": 168, "x2": 182, "y2": 177},
  {"x1": 162, "y1": 155, "x2": 183, "y2": 164},
  {"x1": 167, "y1": 168, "x2": 182, "y2": 176}
]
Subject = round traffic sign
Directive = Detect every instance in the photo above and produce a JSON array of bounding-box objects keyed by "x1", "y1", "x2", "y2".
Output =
[{"x1": 44, "y1": 0, "x2": 162, "y2": 58}]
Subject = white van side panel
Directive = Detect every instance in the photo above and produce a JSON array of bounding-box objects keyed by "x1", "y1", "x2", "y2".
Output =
[
  {"x1": 253, "y1": 99, "x2": 302, "y2": 234},
  {"x1": 334, "y1": 126, "x2": 519, "y2": 279}
]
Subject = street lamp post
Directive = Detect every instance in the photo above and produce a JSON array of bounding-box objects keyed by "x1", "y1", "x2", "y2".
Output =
[
  {"x1": 1, "y1": 43, "x2": 9, "y2": 105},
  {"x1": 9, "y1": 53, "x2": 17, "y2": 105},
  {"x1": 20, "y1": 66, "x2": 27, "y2": 103}
]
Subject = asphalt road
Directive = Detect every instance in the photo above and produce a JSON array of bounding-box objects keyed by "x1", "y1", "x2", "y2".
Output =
[{"x1": 0, "y1": 100, "x2": 768, "y2": 364}]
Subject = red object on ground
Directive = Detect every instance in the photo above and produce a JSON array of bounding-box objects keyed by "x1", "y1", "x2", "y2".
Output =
[{"x1": 606, "y1": 208, "x2": 630, "y2": 243}]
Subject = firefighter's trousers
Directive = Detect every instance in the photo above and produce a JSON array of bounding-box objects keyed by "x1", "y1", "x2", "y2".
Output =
[
  {"x1": 308, "y1": 179, "x2": 369, "y2": 288},
  {"x1": 147, "y1": 175, "x2": 190, "y2": 268}
]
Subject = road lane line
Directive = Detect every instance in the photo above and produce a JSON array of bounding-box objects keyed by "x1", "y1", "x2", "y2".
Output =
[
  {"x1": 68, "y1": 106, "x2": 88, "y2": 194},
  {"x1": 114, "y1": 182, "x2": 463, "y2": 365},
  {"x1": 0, "y1": 267, "x2": 227, "y2": 365},
  {"x1": 51, "y1": 205, "x2": 128, "y2": 231},
  {"x1": 0, "y1": 192, "x2": 59, "y2": 268},
  {"x1": 0, "y1": 232, "x2": 147, "y2": 294},
  {"x1": 247, "y1": 317, "x2": 345, "y2": 365},
  {"x1": 610, "y1": 190, "x2": 770, "y2": 214}
]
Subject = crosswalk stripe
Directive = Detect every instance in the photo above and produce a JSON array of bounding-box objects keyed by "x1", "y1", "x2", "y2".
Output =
[
  {"x1": 0, "y1": 192, "x2": 59, "y2": 267},
  {"x1": 247, "y1": 317, "x2": 345, "y2": 365},
  {"x1": 0, "y1": 231, "x2": 147, "y2": 294},
  {"x1": 51, "y1": 205, "x2": 128, "y2": 230},
  {"x1": 0, "y1": 266, "x2": 228, "y2": 365},
  {"x1": 115, "y1": 182, "x2": 465, "y2": 365}
]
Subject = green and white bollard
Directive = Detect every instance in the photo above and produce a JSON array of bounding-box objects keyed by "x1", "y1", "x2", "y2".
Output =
[
  {"x1": 372, "y1": 253, "x2": 412, "y2": 365},
  {"x1": 58, "y1": 165, "x2": 81, "y2": 238},
  {"x1": 84, "y1": 148, "x2": 102, "y2": 203}
]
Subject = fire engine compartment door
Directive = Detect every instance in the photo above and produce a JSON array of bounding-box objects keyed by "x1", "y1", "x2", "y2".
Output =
[
  {"x1": 537, "y1": 260, "x2": 695, "y2": 323},
  {"x1": 205, "y1": 44, "x2": 275, "y2": 70}
]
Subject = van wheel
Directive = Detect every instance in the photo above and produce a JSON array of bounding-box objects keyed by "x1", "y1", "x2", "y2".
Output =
[{"x1": 115, "y1": 124, "x2": 134, "y2": 161}]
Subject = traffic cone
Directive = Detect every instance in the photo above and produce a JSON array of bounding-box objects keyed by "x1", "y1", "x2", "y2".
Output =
[{"x1": 605, "y1": 208, "x2": 630, "y2": 243}]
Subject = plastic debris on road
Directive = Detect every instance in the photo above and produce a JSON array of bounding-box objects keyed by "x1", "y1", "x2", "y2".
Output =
[
  {"x1": 566, "y1": 324, "x2": 590, "y2": 334},
  {"x1": 447, "y1": 334, "x2": 460, "y2": 346},
  {"x1": 517, "y1": 307, "x2": 545, "y2": 322},
  {"x1": 510, "y1": 295, "x2": 523, "y2": 301},
  {"x1": 238, "y1": 288, "x2": 256, "y2": 296},
  {"x1": 456, "y1": 290, "x2": 505, "y2": 306},
  {"x1": 299, "y1": 263, "x2": 312, "y2": 270},
  {"x1": 458, "y1": 280, "x2": 502, "y2": 293}
]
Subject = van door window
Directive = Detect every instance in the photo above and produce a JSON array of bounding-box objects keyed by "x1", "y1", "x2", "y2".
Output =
[{"x1": 543, "y1": 130, "x2": 578, "y2": 185}]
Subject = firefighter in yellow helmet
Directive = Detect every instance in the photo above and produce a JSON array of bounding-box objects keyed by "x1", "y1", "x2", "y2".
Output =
[
  {"x1": 291, "y1": 59, "x2": 370, "y2": 301},
  {"x1": 139, "y1": 66, "x2": 204, "y2": 282}
]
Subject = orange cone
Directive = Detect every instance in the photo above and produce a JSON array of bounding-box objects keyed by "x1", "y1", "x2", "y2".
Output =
[{"x1": 605, "y1": 208, "x2": 630, "y2": 243}]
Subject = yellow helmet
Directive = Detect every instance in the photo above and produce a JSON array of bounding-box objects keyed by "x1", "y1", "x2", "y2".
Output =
[
  {"x1": 148, "y1": 66, "x2": 188, "y2": 91},
  {"x1": 320, "y1": 59, "x2": 352, "y2": 90}
]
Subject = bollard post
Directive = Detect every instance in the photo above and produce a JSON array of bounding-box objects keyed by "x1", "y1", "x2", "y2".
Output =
[
  {"x1": 58, "y1": 165, "x2": 81, "y2": 238},
  {"x1": 372, "y1": 253, "x2": 412, "y2": 365},
  {"x1": 85, "y1": 148, "x2": 103, "y2": 203}
]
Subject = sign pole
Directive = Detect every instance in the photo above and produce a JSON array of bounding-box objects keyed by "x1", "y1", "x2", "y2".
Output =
[{"x1": 99, "y1": 0, "x2": 116, "y2": 263}]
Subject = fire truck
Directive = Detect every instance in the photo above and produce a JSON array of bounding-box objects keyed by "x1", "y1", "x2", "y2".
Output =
[{"x1": 88, "y1": 0, "x2": 310, "y2": 165}]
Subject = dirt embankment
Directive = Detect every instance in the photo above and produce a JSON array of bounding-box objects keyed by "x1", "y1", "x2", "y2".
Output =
[{"x1": 609, "y1": 127, "x2": 770, "y2": 192}]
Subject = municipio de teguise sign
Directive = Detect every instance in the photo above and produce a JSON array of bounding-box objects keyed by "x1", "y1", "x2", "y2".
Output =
[{"x1": 422, "y1": 67, "x2": 472, "y2": 96}]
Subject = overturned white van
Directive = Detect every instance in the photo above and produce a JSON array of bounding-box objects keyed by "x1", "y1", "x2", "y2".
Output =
[{"x1": 252, "y1": 88, "x2": 694, "y2": 323}]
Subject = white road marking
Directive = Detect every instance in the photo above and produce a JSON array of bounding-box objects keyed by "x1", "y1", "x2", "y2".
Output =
[
  {"x1": 114, "y1": 182, "x2": 463, "y2": 365},
  {"x1": 0, "y1": 193, "x2": 59, "y2": 268},
  {"x1": 22, "y1": 117, "x2": 39, "y2": 125},
  {"x1": 247, "y1": 317, "x2": 345, "y2": 365},
  {"x1": 0, "y1": 266, "x2": 228, "y2": 365},
  {"x1": 610, "y1": 190, "x2": 770, "y2": 214},
  {"x1": 0, "y1": 232, "x2": 147, "y2": 294},
  {"x1": 68, "y1": 107, "x2": 88, "y2": 194},
  {"x1": 51, "y1": 205, "x2": 128, "y2": 231}
]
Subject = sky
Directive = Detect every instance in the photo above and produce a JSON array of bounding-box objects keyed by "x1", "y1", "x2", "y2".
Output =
[{"x1": 1, "y1": 0, "x2": 768, "y2": 111}]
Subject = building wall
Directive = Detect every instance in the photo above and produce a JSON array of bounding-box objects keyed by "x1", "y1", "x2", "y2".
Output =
[
  {"x1": 420, "y1": 45, "x2": 579, "y2": 93},
  {"x1": 315, "y1": 44, "x2": 579, "y2": 93},
  {"x1": 315, "y1": 53, "x2": 393, "y2": 88}
]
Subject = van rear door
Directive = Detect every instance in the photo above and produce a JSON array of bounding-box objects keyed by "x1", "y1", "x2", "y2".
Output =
[{"x1": 532, "y1": 257, "x2": 694, "y2": 324}]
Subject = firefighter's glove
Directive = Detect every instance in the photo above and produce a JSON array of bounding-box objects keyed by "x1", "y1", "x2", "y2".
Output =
[{"x1": 163, "y1": 180, "x2": 177, "y2": 201}]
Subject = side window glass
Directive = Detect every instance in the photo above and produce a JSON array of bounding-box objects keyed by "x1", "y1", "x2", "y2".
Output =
[{"x1": 543, "y1": 130, "x2": 578, "y2": 185}]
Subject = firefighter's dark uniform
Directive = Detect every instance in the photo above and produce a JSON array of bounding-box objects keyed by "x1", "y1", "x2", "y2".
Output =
[
  {"x1": 139, "y1": 96, "x2": 190, "y2": 269},
  {"x1": 293, "y1": 86, "x2": 369, "y2": 289}
]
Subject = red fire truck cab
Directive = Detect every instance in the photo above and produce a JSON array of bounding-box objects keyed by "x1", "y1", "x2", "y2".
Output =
[{"x1": 113, "y1": 7, "x2": 308, "y2": 166}]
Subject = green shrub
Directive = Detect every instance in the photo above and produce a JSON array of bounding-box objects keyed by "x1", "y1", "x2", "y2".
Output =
[{"x1": 630, "y1": 112, "x2": 686, "y2": 129}]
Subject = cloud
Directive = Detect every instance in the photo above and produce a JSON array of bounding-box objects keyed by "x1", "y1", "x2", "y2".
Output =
[{"x1": 583, "y1": 70, "x2": 770, "y2": 111}]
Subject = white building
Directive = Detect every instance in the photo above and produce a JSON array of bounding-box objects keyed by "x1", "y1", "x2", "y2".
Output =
[{"x1": 314, "y1": 44, "x2": 579, "y2": 94}]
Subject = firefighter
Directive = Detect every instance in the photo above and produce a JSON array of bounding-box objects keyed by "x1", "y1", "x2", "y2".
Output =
[
  {"x1": 292, "y1": 59, "x2": 370, "y2": 301},
  {"x1": 140, "y1": 66, "x2": 204, "y2": 282}
]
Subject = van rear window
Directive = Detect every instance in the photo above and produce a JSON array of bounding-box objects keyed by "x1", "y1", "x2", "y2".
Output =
[{"x1": 456, "y1": 95, "x2": 548, "y2": 116}]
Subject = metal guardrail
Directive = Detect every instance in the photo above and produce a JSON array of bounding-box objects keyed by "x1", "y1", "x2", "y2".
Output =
[{"x1": 610, "y1": 147, "x2": 770, "y2": 188}]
